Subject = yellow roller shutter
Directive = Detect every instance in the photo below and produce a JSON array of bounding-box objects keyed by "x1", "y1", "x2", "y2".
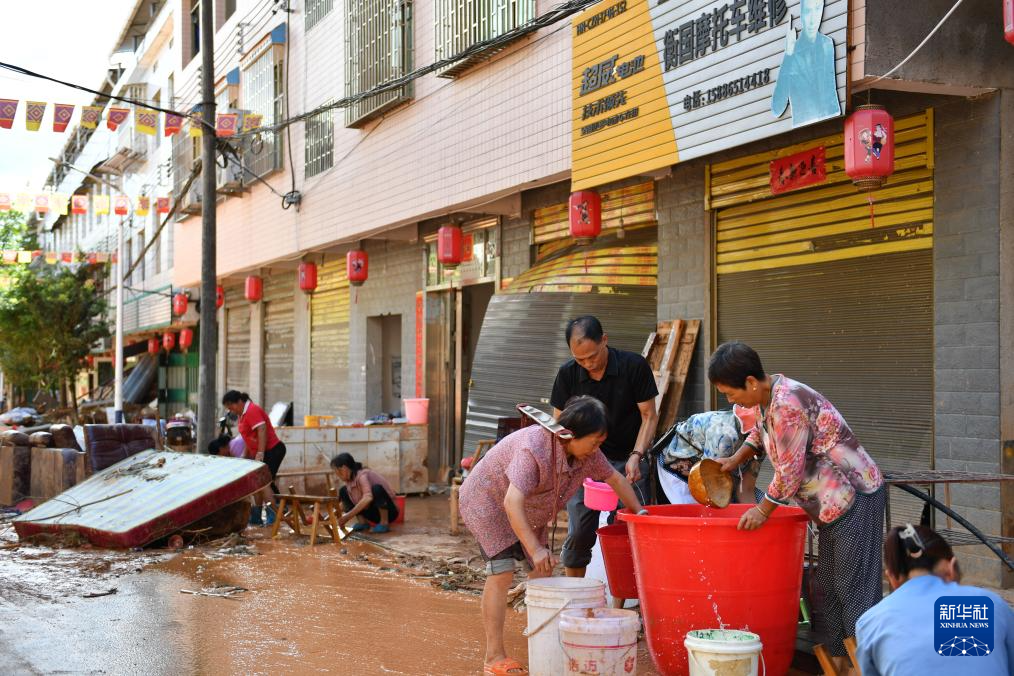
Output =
[{"x1": 310, "y1": 261, "x2": 351, "y2": 419}]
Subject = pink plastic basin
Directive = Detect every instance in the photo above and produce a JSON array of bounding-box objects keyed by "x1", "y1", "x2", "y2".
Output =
[{"x1": 583, "y1": 478, "x2": 618, "y2": 511}]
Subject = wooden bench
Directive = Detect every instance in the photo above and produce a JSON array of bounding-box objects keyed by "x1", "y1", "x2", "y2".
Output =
[{"x1": 271, "y1": 487, "x2": 347, "y2": 546}]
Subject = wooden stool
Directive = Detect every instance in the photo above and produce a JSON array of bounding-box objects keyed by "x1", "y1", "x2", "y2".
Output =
[
  {"x1": 814, "y1": 637, "x2": 861, "y2": 675},
  {"x1": 271, "y1": 489, "x2": 347, "y2": 546}
]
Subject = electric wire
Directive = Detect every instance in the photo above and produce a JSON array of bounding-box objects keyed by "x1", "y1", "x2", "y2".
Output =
[{"x1": 868, "y1": 0, "x2": 968, "y2": 84}]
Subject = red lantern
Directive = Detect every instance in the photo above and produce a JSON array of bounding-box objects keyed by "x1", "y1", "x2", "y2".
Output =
[
  {"x1": 147, "y1": 337, "x2": 160, "y2": 355},
  {"x1": 298, "y1": 262, "x2": 318, "y2": 292},
  {"x1": 179, "y1": 328, "x2": 194, "y2": 353},
  {"x1": 1006, "y1": 0, "x2": 1014, "y2": 45},
  {"x1": 569, "y1": 190, "x2": 602, "y2": 245},
  {"x1": 844, "y1": 104, "x2": 895, "y2": 191},
  {"x1": 437, "y1": 225, "x2": 464, "y2": 268},
  {"x1": 86, "y1": 354, "x2": 95, "y2": 368},
  {"x1": 172, "y1": 292, "x2": 188, "y2": 316},
  {"x1": 216, "y1": 285, "x2": 224, "y2": 309},
  {"x1": 245, "y1": 275, "x2": 263, "y2": 302},
  {"x1": 162, "y1": 332, "x2": 176, "y2": 352},
  {"x1": 347, "y1": 250, "x2": 368, "y2": 287}
]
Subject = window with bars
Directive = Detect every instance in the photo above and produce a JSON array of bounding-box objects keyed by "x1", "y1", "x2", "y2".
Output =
[
  {"x1": 242, "y1": 47, "x2": 284, "y2": 178},
  {"x1": 345, "y1": 0, "x2": 413, "y2": 127},
  {"x1": 306, "y1": 0, "x2": 333, "y2": 31},
  {"x1": 304, "y1": 106, "x2": 334, "y2": 178},
  {"x1": 434, "y1": 0, "x2": 535, "y2": 77}
]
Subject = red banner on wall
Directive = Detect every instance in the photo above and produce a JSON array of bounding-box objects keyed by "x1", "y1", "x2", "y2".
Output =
[{"x1": 770, "y1": 146, "x2": 826, "y2": 195}]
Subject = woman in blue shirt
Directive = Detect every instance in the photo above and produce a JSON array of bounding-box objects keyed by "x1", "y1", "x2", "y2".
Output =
[{"x1": 856, "y1": 524, "x2": 1013, "y2": 675}]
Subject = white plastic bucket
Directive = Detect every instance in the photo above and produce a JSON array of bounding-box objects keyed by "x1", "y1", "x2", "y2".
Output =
[
  {"x1": 559, "y1": 608, "x2": 640, "y2": 675},
  {"x1": 526, "y1": 577, "x2": 606, "y2": 676},
  {"x1": 403, "y1": 398, "x2": 429, "y2": 424},
  {"x1": 684, "y1": 629, "x2": 764, "y2": 676}
]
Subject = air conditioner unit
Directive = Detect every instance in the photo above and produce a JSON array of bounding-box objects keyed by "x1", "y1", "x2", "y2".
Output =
[
  {"x1": 216, "y1": 160, "x2": 244, "y2": 194},
  {"x1": 181, "y1": 184, "x2": 203, "y2": 215}
]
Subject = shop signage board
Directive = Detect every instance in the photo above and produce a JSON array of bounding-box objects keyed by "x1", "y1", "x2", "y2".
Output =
[{"x1": 572, "y1": 0, "x2": 847, "y2": 190}]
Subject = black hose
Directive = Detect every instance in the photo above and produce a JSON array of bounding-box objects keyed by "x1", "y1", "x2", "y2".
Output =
[{"x1": 891, "y1": 482, "x2": 1013, "y2": 571}]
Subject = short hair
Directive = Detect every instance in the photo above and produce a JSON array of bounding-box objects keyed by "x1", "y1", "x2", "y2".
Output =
[
  {"x1": 557, "y1": 396, "x2": 609, "y2": 439},
  {"x1": 707, "y1": 341, "x2": 766, "y2": 389},
  {"x1": 221, "y1": 390, "x2": 250, "y2": 405},
  {"x1": 884, "y1": 524, "x2": 956, "y2": 580},
  {"x1": 565, "y1": 316, "x2": 604, "y2": 345}
]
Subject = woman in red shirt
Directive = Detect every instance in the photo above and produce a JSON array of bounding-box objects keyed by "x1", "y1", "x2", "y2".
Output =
[{"x1": 222, "y1": 390, "x2": 287, "y2": 526}]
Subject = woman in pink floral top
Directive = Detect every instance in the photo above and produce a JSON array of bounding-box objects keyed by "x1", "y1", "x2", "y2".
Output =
[
  {"x1": 710, "y1": 342, "x2": 885, "y2": 668},
  {"x1": 459, "y1": 396, "x2": 645, "y2": 675}
]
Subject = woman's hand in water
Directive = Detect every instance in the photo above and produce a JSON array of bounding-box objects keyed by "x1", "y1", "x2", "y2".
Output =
[
  {"x1": 531, "y1": 547, "x2": 557, "y2": 575},
  {"x1": 737, "y1": 506, "x2": 769, "y2": 531}
]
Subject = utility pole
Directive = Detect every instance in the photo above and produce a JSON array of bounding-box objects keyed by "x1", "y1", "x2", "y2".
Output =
[{"x1": 196, "y1": 0, "x2": 218, "y2": 453}]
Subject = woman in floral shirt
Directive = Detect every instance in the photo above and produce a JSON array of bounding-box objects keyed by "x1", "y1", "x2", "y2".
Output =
[{"x1": 710, "y1": 341, "x2": 885, "y2": 669}]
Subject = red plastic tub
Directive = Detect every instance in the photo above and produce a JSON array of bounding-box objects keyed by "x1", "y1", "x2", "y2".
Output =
[
  {"x1": 618, "y1": 503, "x2": 808, "y2": 676},
  {"x1": 597, "y1": 523, "x2": 638, "y2": 599},
  {"x1": 393, "y1": 494, "x2": 406, "y2": 525}
]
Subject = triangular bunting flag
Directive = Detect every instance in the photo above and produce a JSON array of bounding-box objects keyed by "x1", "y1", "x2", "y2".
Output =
[
  {"x1": 95, "y1": 253, "x2": 109, "y2": 263},
  {"x1": 2, "y1": 251, "x2": 17, "y2": 263},
  {"x1": 113, "y1": 196, "x2": 129, "y2": 215},
  {"x1": 156, "y1": 196, "x2": 170, "y2": 214},
  {"x1": 25, "y1": 101, "x2": 45, "y2": 131},
  {"x1": 61, "y1": 252, "x2": 74, "y2": 263},
  {"x1": 14, "y1": 193, "x2": 33, "y2": 211},
  {"x1": 215, "y1": 113, "x2": 239, "y2": 137},
  {"x1": 71, "y1": 195, "x2": 89, "y2": 215},
  {"x1": 188, "y1": 111, "x2": 203, "y2": 137},
  {"x1": 45, "y1": 252, "x2": 58, "y2": 264},
  {"x1": 136, "y1": 196, "x2": 150, "y2": 216},
  {"x1": 164, "y1": 113, "x2": 183, "y2": 136},
  {"x1": 0, "y1": 99, "x2": 18, "y2": 129},
  {"x1": 0, "y1": 194, "x2": 10, "y2": 211},
  {"x1": 81, "y1": 105, "x2": 103, "y2": 129},
  {"x1": 53, "y1": 193, "x2": 69, "y2": 216},
  {"x1": 107, "y1": 107, "x2": 129, "y2": 131},
  {"x1": 93, "y1": 195, "x2": 110, "y2": 215},
  {"x1": 34, "y1": 194, "x2": 49, "y2": 215},
  {"x1": 53, "y1": 104, "x2": 75, "y2": 132},
  {"x1": 241, "y1": 113, "x2": 263, "y2": 133},
  {"x1": 135, "y1": 108, "x2": 158, "y2": 136},
  {"x1": 17, "y1": 251, "x2": 33, "y2": 263},
  {"x1": 87, "y1": 253, "x2": 98, "y2": 264}
]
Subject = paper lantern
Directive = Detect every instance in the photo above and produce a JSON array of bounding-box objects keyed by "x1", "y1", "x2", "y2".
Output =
[
  {"x1": 844, "y1": 105, "x2": 895, "y2": 191},
  {"x1": 172, "y1": 292, "x2": 189, "y2": 316},
  {"x1": 569, "y1": 190, "x2": 602, "y2": 245},
  {"x1": 147, "y1": 338, "x2": 160, "y2": 355},
  {"x1": 437, "y1": 225, "x2": 464, "y2": 268},
  {"x1": 86, "y1": 355, "x2": 95, "y2": 368},
  {"x1": 162, "y1": 332, "x2": 176, "y2": 352},
  {"x1": 179, "y1": 328, "x2": 194, "y2": 353},
  {"x1": 1006, "y1": 0, "x2": 1014, "y2": 45},
  {"x1": 347, "y1": 250, "x2": 368, "y2": 287},
  {"x1": 216, "y1": 285, "x2": 224, "y2": 309},
  {"x1": 245, "y1": 275, "x2": 263, "y2": 302},
  {"x1": 298, "y1": 262, "x2": 318, "y2": 292}
]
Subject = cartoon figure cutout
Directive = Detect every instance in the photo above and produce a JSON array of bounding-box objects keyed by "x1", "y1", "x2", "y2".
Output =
[{"x1": 770, "y1": 0, "x2": 841, "y2": 128}]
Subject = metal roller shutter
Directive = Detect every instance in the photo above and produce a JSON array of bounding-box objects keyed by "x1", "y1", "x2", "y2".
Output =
[
  {"x1": 224, "y1": 286, "x2": 250, "y2": 394},
  {"x1": 463, "y1": 237, "x2": 657, "y2": 454},
  {"x1": 711, "y1": 110, "x2": 934, "y2": 525},
  {"x1": 310, "y1": 261, "x2": 351, "y2": 419},
  {"x1": 262, "y1": 275, "x2": 295, "y2": 409}
]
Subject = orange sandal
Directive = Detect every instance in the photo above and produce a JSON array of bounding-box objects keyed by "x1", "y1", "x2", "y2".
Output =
[{"x1": 483, "y1": 657, "x2": 529, "y2": 675}]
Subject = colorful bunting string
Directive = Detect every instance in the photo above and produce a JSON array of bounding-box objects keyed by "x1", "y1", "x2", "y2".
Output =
[{"x1": 0, "y1": 191, "x2": 170, "y2": 218}]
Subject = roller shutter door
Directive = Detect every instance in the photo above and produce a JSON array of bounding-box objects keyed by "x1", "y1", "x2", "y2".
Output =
[
  {"x1": 711, "y1": 110, "x2": 935, "y2": 524},
  {"x1": 224, "y1": 286, "x2": 250, "y2": 394},
  {"x1": 310, "y1": 261, "x2": 351, "y2": 419},
  {"x1": 262, "y1": 275, "x2": 294, "y2": 409}
]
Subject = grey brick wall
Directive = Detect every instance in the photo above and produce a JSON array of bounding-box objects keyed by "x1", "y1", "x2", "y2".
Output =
[
  {"x1": 499, "y1": 216, "x2": 531, "y2": 282},
  {"x1": 934, "y1": 93, "x2": 1003, "y2": 586},
  {"x1": 657, "y1": 162, "x2": 709, "y2": 418},
  {"x1": 347, "y1": 240, "x2": 424, "y2": 421}
]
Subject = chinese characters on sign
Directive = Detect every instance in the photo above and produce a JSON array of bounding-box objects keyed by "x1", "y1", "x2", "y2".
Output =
[
  {"x1": 663, "y1": 0, "x2": 788, "y2": 71},
  {"x1": 769, "y1": 146, "x2": 826, "y2": 194},
  {"x1": 575, "y1": 0, "x2": 628, "y2": 35},
  {"x1": 578, "y1": 54, "x2": 646, "y2": 136},
  {"x1": 579, "y1": 55, "x2": 645, "y2": 96},
  {"x1": 938, "y1": 603, "x2": 991, "y2": 622}
]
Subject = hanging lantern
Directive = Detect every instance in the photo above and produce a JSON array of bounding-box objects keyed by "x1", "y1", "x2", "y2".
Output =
[
  {"x1": 1006, "y1": 0, "x2": 1014, "y2": 45},
  {"x1": 147, "y1": 337, "x2": 160, "y2": 355},
  {"x1": 347, "y1": 249, "x2": 368, "y2": 287},
  {"x1": 172, "y1": 292, "x2": 189, "y2": 316},
  {"x1": 437, "y1": 225, "x2": 464, "y2": 268},
  {"x1": 179, "y1": 328, "x2": 194, "y2": 353},
  {"x1": 245, "y1": 275, "x2": 263, "y2": 302},
  {"x1": 298, "y1": 262, "x2": 318, "y2": 292},
  {"x1": 162, "y1": 332, "x2": 176, "y2": 352},
  {"x1": 844, "y1": 104, "x2": 895, "y2": 191},
  {"x1": 86, "y1": 354, "x2": 95, "y2": 368},
  {"x1": 569, "y1": 190, "x2": 602, "y2": 245},
  {"x1": 216, "y1": 285, "x2": 224, "y2": 309}
]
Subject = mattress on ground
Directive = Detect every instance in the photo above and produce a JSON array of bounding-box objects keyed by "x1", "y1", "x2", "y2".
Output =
[{"x1": 14, "y1": 450, "x2": 271, "y2": 548}]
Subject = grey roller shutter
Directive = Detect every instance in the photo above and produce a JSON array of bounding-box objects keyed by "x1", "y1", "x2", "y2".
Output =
[
  {"x1": 225, "y1": 286, "x2": 250, "y2": 394},
  {"x1": 310, "y1": 262, "x2": 351, "y2": 420},
  {"x1": 263, "y1": 275, "x2": 295, "y2": 409}
]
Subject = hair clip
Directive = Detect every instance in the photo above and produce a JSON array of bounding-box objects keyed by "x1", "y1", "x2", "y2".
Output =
[{"x1": 899, "y1": 523, "x2": 924, "y2": 557}]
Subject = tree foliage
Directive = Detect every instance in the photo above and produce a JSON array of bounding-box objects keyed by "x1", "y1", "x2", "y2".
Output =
[{"x1": 0, "y1": 211, "x2": 109, "y2": 397}]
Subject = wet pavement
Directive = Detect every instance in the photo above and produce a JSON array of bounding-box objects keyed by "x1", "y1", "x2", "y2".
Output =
[{"x1": 0, "y1": 504, "x2": 659, "y2": 675}]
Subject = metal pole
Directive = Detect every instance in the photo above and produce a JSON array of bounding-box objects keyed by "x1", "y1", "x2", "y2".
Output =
[
  {"x1": 196, "y1": 0, "x2": 218, "y2": 453},
  {"x1": 114, "y1": 215, "x2": 125, "y2": 423}
]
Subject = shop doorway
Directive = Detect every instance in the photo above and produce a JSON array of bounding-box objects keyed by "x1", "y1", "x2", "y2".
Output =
[{"x1": 366, "y1": 314, "x2": 402, "y2": 417}]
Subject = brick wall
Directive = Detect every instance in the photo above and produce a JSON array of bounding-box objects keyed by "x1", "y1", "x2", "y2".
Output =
[
  {"x1": 346, "y1": 240, "x2": 424, "y2": 421},
  {"x1": 933, "y1": 93, "x2": 1004, "y2": 586},
  {"x1": 656, "y1": 162, "x2": 709, "y2": 418}
]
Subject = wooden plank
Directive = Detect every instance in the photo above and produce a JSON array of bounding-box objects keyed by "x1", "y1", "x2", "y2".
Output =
[
  {"x1": 654, "y1": 320, "x2": 684, "y2": 412},
  {"x1": 658, "y1": 320, "x2": 701, "y2": 433},
  {"x1": 640, "y1": 332, "x2": 657, "y2": 359}
]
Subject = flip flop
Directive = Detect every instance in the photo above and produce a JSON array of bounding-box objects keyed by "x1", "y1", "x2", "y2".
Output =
[
  {"x1": 370, "y1": 524, "x2": 390, "y2": 534},
  {"x1": 483, "y1": 657, "x2": 528, "y2": 675}
]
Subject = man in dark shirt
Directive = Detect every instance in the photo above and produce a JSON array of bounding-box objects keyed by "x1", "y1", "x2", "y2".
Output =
[{"x1": 551, "y1": 316, "x2": 658, "y2": 578}]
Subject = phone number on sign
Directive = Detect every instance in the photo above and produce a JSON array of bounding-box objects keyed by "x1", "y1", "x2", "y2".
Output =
[{"x1": 682, "y1": 68, "x2": 772, "y2": 112}]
